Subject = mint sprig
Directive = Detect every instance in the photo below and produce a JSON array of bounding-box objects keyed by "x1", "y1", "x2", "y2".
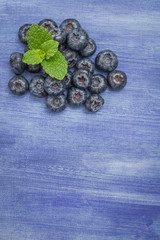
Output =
[{"x1": 22, "y1": 24, "x2": 68, "y2": 80}]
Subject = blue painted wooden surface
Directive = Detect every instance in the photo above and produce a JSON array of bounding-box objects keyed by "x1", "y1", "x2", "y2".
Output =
[{"x1": 0, "y1": 0, "x2": 160, "y2": 239}]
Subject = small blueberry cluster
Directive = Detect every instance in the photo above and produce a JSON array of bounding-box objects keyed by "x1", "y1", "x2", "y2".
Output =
[{"x1": 9, "y1": 18, "x2": 127, "y2": 112}]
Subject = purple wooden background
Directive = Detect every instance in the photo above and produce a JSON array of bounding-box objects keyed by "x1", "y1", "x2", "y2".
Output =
[{"x1": 0, "y1": 0, "x2": 160, "y2": 239}]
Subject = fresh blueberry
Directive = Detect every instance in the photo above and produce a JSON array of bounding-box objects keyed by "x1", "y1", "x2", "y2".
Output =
[
  {"x1": 60, "y1": 19, "x2": 81, "y2": 35},
  {"x1": 85, "y1": 94, "x2": 104, "y2": 112},
  {"x1": 10, "y1": 52, "x2": 26, "y2": 75},
  {"x1": 107, "y1": 70, "x2": 127, "y2": 90},
  {"x1": 18, "y1": 24, "x2": 32, "y2": 44},
  {"x1": 67, "y1": 28, "x2": 89, "y2": 51},
  {"x1": 40, "y1": 68, "x2": 48, "y2": 78},
  {"x1": 8, "y1": 76, "x2": 28, "y2": 95},
  {"x1": 88, "y1": 74, "x2": 107, "y2": 94},
  {"x1": 76, "y1": 58, "x2": 95, "y2": 74},
  {"x1": 95, "y1": 50, "x2": 118, "y2": 72},
  {"x1": 38, "y1": 19, "x2": 57, "y2": 31},
  {"x1": 46, "y1": 94, "x2": 66, "y2": 112},
  {"x1": 29, "y1": 75, "x2": 47, "y2": 98},
  {"x1": 24, "y1": 45, "x2": 29, "y2": 53},
  {"x1": 50, "y1": 27, "x2": 66, "y2": 44},
  {"x1": 67, "y1": 87, "x2": 87, "y2": 106},
  {"x1": 62, "y1": 48, "x2": 78, "y2": 68},
  {"x1": 26, "y1": 64, "x2": 41, "y2": 73},
  {"x1": 44, "y1": 76, "x2": 65, "y2": 96},
  {"x1": 63, "y1": 71, "x2": 73, "y2": 88},
  {"x1": 72, "y1": 68, "x2": 91, "y2": 89},
  {"x1": 79, "y1": 38, "x2": 97, "y2": 57},
  {"x1": 58, "y1": 43, "x2": 67, "y2": 53}
]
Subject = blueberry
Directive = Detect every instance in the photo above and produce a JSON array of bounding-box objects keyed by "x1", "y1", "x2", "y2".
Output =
[
  {"x1": 72, "y1": 68, "x2": 91, "y2": 89},
  {"x1": 50, "y1": 27, "x2": 66, "y2": 44},
  {"x1": 46, "y1": 94, "x2": 66, "y2": 112},
  {"x1": 85, "y1": 94, "x2": 104, "y2": 112},
  {"x1": 67, "y1": 87, "x2": 87, "y2": 106},
  {"x1": 60, "y1": 19, "x2": 81, "y2": 35},
  {"x1": 62, "y1": 48, "x2": 78, "y2": 68},
  {"x1": 44, "y1": 76, "x2": 65, "y2": 95},
  {"x1": 26, "y1": 64, "x2": 41, "y2": 73},
  {"x1": 29, "y1": 75, "x2": 47, "y2": 98},
  {"x1": 95, "y1": 50, "x2": 118, "y2": 72},
  {"x1": 79, "y1": 38, "x2": 97, "y2": 57},
  {"x1": 18, "y1": 24, "x2": 31, "y2": 44},
  {"x1": 63, "y1": 71, "x2": 73, "y2": 88},
  {"x1": 24, "y1": 45, "x2": 29, "y2": 53},
  {"x1": 38, "y1": 19, "x2": 57, "y2": 31},
  {"x1": 58, "y1": 43, "x2": 67, "y2": 53},
  {"x1": 10, "y1": 52, "x2": 26, "y2": 75},
  {"x1": 40, "y1": 68, "x2": 48, "y2": 78},
  {"x1": 8, "y1": 76, "x2": 28, "y2": 95},
  {"x1": 107, "y1": 70, "x2": 127, "y2": 90},
  {"x1": 88, "y1": 74, "x2": 107, "y2": 94},
  {"x1": 76, "y1": 58, "x2": 95, "y2": 74},
  {"x1": 67, "y1": 28, "x2": 89, "y2": 51}
]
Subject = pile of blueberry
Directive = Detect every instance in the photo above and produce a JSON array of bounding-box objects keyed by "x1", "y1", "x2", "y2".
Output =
[{"x1": 8, "y1": 18, "x2": 127, "y2": 112}]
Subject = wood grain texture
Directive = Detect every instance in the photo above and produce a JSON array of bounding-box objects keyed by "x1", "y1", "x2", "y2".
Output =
[{"x1": 0, "y1": 0, "x2": 160, "y2": 239}]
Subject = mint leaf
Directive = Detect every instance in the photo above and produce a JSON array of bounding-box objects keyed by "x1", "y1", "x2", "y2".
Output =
[
  {"x1": 27, "y1": 24, "x2": 53, "y2": 50},
  {"x1": 41, "y1": 51, "x2": 68, "y2": 80},
  {"x1": 22, "y1": 49, "x2": 46, "y2": 65},
  {"x1": 40, "y1": 39, "x2": 59, "y2": 60}
]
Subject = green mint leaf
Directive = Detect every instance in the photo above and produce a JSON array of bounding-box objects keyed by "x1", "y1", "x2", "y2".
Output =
[
  {"x1": 22, "y1": 49, "x2": 46, "y2": 65},
  {"x1": 27, "y1": 24, "x2": 53, "y2": 50},
  {"x1": 40, "y1": 39, "x2": 59, "y2": 60},
  {"x1": 41, "y1": 51, "x2": 68, "y2": 80}
]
